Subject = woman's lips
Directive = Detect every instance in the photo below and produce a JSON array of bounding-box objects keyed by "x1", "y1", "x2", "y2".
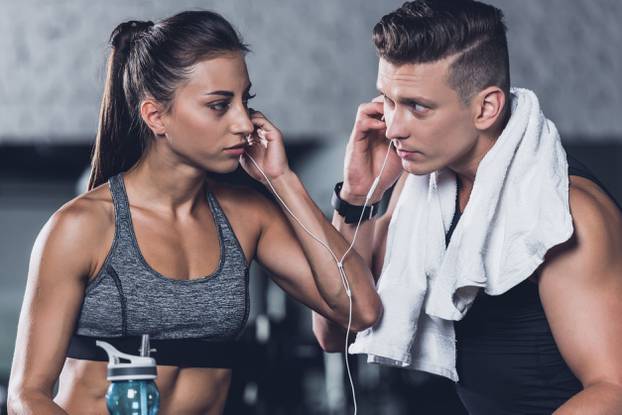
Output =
[{"x1": 223, "y1": 145, "x2": 246, "y2": 156}]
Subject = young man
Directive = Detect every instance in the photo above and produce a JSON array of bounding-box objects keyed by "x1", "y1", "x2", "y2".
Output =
[{"x1": 314, "y1": 1, "x2": 622, "y2": 413}]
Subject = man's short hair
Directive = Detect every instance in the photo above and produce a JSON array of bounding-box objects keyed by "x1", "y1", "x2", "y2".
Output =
[{"x1": 373, "y1": 0, "x2": 510, "y2": 106}]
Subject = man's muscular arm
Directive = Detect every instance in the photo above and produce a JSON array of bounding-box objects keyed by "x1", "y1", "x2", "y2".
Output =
[{"x1": 540, "y1": 177, "x2": 622, "y2": 414}]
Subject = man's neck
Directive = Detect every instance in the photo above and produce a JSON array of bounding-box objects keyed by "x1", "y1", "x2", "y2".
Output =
[{"x1": 450, "y1": 131, "x2": 500, "y2": 210}]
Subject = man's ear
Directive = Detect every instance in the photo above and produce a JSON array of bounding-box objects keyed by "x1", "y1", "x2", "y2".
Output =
[
  {"x1": 140, "y1": 98, "x2": 167, "y2": 136},
  {"x1": 472, "y1": 86, "x2": 506, "y2": 131}
]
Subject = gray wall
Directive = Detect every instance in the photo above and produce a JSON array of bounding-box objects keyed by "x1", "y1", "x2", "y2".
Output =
[
  {"x1": 0, "y1": 0, "x2": 401, "y2": 142},
  {"x1": 0, "y1": 0, "x2": 620, "y2": 143},
  {"x1": 495, "y1": 0, "x2": 622, "y2": 140}
]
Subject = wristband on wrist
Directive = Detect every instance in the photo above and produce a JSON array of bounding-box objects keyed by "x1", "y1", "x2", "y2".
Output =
[{"x1": 331, "y1": 182, "x2": 381, "y2": 224}]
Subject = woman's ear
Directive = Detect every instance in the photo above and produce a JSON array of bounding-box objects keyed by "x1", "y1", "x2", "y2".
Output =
[
  {"x1": 472, "y1": 86, "x2": 506, "y2": 132},
  {"x1": 140, "y1": 98, "x2": 167, "y2": 136}
]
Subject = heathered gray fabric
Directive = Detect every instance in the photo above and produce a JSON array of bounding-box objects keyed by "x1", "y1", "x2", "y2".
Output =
[{"x1": 75, "y1": 174, "x2": 250, "y2": 340}]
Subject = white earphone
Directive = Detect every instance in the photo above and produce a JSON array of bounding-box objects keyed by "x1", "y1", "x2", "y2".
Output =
[{"x1": 244, "y1": 133, "x2": 395, "y2": 415}]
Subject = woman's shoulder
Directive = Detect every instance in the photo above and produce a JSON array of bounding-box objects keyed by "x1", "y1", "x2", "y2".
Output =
[
  {"x1": 54, "y1": 182, "x2": 115, "y2": 231},
  {"x1": 41, "y1": 182, "x2": 115, "y2": 257},
  {"x1": 32, "y1": 182, "x2": 116, "y2": 280}
]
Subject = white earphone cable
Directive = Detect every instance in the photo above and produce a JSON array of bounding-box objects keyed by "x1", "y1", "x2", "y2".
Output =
[{"x1": 244, "y1": 138, "x2": 395, "y2": 415}]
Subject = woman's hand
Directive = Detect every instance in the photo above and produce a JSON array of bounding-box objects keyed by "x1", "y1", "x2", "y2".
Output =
[
  {"x1": 342, "y1": 96, "x2": 403, "y2": 204},
  {"x1": 239, "y1": 109, "x2": 292, "y2": 185}
]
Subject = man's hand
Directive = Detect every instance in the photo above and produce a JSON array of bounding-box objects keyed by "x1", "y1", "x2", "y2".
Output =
[{"x1": 342, "y1": 96, "x2": 403, "y2": 204}]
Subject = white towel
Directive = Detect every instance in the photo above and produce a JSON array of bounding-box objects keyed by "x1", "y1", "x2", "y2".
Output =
[{"x1": 349, "y1": 88, "x2": 574, "y2": 382}]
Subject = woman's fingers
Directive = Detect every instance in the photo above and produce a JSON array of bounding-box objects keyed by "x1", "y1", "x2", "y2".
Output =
[
  {"x1": 241, "y1": 107, "x2": 291, "y2": 183},
  {"x1": 248, "y1": 108, "x2": 273, "y2": 130},
  {"x1": 247, "y1": 108, "x2": 278, "y2": 148}
]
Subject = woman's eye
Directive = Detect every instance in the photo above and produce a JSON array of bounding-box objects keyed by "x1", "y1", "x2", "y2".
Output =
[
  {"x1": 243, "y1": 93, "x2": 256, "y2": 107},
  {"x1": 208, "y1": 101, "x2": 230, "y2": 111}
]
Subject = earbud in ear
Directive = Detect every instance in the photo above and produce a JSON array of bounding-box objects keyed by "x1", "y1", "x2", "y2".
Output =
[{"x1": 256, "y1": 129, "x2": 268, "y2": 148}]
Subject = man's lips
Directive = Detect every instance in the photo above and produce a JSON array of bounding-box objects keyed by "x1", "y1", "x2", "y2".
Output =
[
  {"x1": 396, "y1": 147, "x2": 419, "y2": 154},
  {"x1": 396, "y1": 147, "x2": 423, "y2": 159}
]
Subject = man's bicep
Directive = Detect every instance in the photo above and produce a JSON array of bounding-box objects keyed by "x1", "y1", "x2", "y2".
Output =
[{"x1": 539, "y1": 187, "x2": 622, "y2": 387}]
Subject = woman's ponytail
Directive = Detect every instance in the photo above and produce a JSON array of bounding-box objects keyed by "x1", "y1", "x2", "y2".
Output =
[{"x1": 88, "y1": 21, "x2": 153, "y2": 190}]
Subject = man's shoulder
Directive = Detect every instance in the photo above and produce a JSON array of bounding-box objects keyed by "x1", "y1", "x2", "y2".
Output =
[
  {"x1": 538, "y1": 177, "x2": 622, "y2": 282},
  {"x1": 568, "y1": 176, "x2": 622, "y2": 239}
]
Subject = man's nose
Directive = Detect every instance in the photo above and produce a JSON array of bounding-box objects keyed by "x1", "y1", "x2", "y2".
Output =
[{"x1": 384, "y1": 108, "x2": 409, "y2": 141}]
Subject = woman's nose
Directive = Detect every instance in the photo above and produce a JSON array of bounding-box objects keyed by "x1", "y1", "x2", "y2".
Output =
[{"x1": 232, "y1": 106, "x2": 254, "y2": 136}]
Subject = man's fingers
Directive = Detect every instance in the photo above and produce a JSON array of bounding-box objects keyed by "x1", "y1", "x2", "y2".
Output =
[
  {"x1": 356, "y1": 101, "x2": 384, "y2": 118},
  {"x1": 357, "y1": 117, "x2": 386, "y2": 131}
]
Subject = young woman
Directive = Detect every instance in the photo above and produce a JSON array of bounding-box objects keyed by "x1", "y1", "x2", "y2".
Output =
[{"x1": 7, "y1": 11, "x2": 381, "y2": 415}]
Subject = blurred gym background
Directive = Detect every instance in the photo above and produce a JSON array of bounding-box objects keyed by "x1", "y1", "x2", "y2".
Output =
[{"x1": 1, "y1": 1, "x2": 621, "y2": 414}]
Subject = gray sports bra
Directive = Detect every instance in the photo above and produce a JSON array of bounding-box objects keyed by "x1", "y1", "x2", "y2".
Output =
[{"x1": 67, "y1": 174, "x2": 250, "y2": 367}]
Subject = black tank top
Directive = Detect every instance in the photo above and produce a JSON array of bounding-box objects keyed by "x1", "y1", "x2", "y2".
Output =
[{"x1": 450, "y1": 155, "x2": 619, "y2": 414}]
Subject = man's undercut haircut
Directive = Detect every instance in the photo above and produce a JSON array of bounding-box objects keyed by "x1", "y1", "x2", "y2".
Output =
[{"x1": 373, "y1": 0, "x2": 510, "y2": 106}]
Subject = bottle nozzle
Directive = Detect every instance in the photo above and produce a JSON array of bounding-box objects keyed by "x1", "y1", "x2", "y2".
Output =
[
  {"x1": 96, "y1": 336, "x2": 157, "y2": 381},
  {"x1": 139, "y1": 334, "x2": 156, "y2": 357}
]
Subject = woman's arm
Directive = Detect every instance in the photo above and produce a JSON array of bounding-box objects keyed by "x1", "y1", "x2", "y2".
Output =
[
  {"x1": 301, "y1": 99, "x2": 403, "y2": 351},
  {"x1": 239, "y1": 109, "x2": 395, "y2": 332},
  {"x1": 311, "y1": 171, "x2": 409, "y2": 351},
  {"x1": 8, "y1": 199, "x2": 107, "y2": 415},
  {"x1": 252, "y1": 172, "x2": 381, "y2": 331}
]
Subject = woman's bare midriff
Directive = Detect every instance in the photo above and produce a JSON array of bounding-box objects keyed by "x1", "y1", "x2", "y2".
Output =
[{"x1": 54, "y1": 358, "x2": 231, "y2": 415}]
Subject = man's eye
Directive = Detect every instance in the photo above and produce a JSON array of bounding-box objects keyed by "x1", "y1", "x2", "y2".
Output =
[{"x1": 413, "y1": 103, "x2": 429, "y2": 113}]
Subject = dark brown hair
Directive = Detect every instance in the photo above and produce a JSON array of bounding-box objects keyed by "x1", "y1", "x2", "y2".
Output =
[
  {"x1": 88, "y1": 11, "x2": 249, "y2": 190},
  {"x1": 373, "y1": 0, "x2": 510, "y2": 106}
]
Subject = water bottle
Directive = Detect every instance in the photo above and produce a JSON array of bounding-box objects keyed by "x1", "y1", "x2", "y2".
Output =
[{"x1": 96, "y1": 335, "x2": 160, "y2": 415}]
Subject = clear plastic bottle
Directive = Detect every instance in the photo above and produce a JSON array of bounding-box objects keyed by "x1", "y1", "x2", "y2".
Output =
[
  {"x1": 105, "y1": 379, "x2": 159, "y2": 415},
  {"x1": 97, "y1": 335, "x2": 160, "y2": 415}
]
